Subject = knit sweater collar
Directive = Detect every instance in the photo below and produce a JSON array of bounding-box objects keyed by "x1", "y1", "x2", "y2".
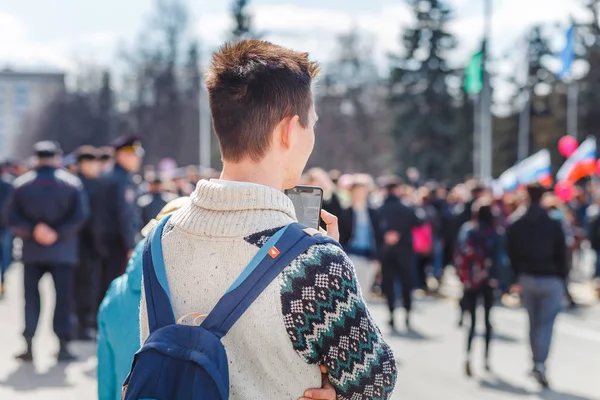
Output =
[{"x1": 170, "y1": 179, "x2": 297, "y2": 237}]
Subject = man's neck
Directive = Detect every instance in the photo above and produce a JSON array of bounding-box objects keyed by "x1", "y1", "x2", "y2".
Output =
[{"x1": 220, "y1": 160, "x2": 285, "y2": 191}]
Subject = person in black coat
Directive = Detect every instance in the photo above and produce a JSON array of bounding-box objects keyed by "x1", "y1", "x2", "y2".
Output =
[
  {"x1": 138, "y1": 175, "x2": 178, "y2": 227},
  {"x1": 339, "y1": 174, "x2": 382, "y2": 296},
  {"x1": 506, "y1": 184, "x2": 568, "y2": 388},
  {"x1": 4, "y1": 141, "x2": 89, "y2": 361},
  {"x1": 377, "y1": 177, "x2": 423, "y2": 331},
  {"x1": 74, "y1": 146, "x2": 104, "y2": 339},
  {"x1": 96, "y1": 135, "x2": 144, "y2": 307}
]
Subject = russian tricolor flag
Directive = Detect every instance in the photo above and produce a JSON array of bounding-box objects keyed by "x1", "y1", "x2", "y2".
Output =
[
  {"x1": 497, "y1": 150, "x2": 553, "y2": 192},
  {"x1": 556, "y1": 137, "x2": 597, "y2": 183}
]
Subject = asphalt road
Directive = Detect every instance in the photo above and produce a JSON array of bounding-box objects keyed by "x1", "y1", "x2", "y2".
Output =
[{"x1": 0, "y1": 264, "x2": 599, "y2": 400}]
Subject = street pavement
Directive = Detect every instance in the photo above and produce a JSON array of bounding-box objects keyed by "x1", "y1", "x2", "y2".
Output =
[{"x1": 0, "y1": 263, "x2": 599, "y2": 400}]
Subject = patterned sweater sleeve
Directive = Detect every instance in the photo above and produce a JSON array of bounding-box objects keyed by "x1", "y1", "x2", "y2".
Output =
[{"x1": 279, "y1": 243, "x2": 398, "y2": 399}]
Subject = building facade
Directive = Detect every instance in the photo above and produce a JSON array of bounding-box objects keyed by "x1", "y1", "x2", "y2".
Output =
[{"x1": 0, "y1": 69, "x2": 65, "y2": 158}]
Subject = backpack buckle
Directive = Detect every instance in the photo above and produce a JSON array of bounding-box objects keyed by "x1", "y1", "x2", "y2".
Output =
[{"x1": 177, "y1": 312, "x2": 208, "y2": 326}]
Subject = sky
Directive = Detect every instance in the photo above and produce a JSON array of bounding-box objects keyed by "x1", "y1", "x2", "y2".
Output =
[{"x1": 0, "y1": 0, "x2": 590, "y2": 83}]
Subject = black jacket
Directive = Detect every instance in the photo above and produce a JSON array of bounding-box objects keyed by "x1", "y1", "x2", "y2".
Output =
[
  {"x1": 506, "y1": 204, "x2": 568, "y2": 280},
  {"x1": 378, "y1": 195, "x2": 423, "y2": 255},
  {"x1": 3, "y1": 166, "x2": 89, "y2": 265},
  {"x1": 78, "y1": 173, "x2": 104, "y2": 251},
  {"x1": 138, "y1": 192, "x2": 178, "y2": 228},
  {"x1": 339, "y1": 207, "x2": 382, "y2": 260},
  {"x1": 97, "y1": 163, "x2": 141, "y2": 251}
]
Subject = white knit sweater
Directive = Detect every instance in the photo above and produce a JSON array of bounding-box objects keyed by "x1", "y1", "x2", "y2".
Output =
[{"x1": 140, "y1": 179, "x2": 397, "y2": 400}]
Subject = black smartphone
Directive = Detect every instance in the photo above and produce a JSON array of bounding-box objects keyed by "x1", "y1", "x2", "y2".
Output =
[{"x1": 284, "y1": 185, "x2": 324, "y2": 230}]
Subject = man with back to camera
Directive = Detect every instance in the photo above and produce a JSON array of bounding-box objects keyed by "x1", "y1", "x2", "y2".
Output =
[
  {"x1": 139, "y1": 40, "x2": 397, "y2": 399},
  {"x1": 97, "y1": 135, "x2": 143, "y2": 306},
  {"x1": 4, "y1": 141, "x2": 89, "y2": 361},
  {"x1": 506, "y1": 183, "x2": 568, "y2": 388}
]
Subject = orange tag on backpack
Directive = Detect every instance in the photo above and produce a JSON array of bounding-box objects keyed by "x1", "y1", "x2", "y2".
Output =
[{"x1": 268, "y1": 246, "x2": 280, "y2": 258}]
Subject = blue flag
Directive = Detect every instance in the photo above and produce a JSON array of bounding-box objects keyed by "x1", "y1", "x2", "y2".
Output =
[{"x1": 558, "y1": 25, "x2": 575, "y2": 80}]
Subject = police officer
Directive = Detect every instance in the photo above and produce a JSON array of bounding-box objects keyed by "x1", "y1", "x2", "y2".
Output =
[
  {"x1": 4, "y1": 141, "x2": 89, "y2": 362},
  {"x1": 74, "y1": 146, "x2": 103, "y2": 339},
  {"x1": 137, "y1": 174, "x2": 178, "y2": 227},
  {"x1": 97, "y1": 135, "x2": 143, "y2": 305}
]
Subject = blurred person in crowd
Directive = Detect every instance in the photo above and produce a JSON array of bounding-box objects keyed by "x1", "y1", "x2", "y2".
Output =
[
  {"x1": 138, "y1": 41, "x2": 396, "y2": 398},
  {"x1": 339, "y1": 174, "x2": 381, "y2": 296},
  {"x1": 186, "y1": 165, "x2": 201, "y2": 186},
  {"x1": 406, "y1": 167, "x2": 420, "y2": 188},
  {"x1": 506, "y1": 184, "x2": 568, "y2": 388},
  {"x1": 74, "y1": 146, "x2": 104, "y2": 339},
  {"x1": 99, "y1": 146, "x2": 115, "y2": 173},
  {"x1": 62, "y1": 153, "x2": 78, "y2": 174},
  {"x1": 306, "y1": 167, "x2": 343, "y2": 221},
  {"x1": 96, "y1": 135, "x2": 144, "y2": 309},
  {"x1": 378, "y1": 176, "x2": 423, "y2": 331},
  {"x1": 413, "y1": 187, "x2": 439, "y2": 291},
  {"x1": 4, "y1": 141, "x2": 89, "y2": 362},
  {"x1": 587, "y1": 187, "x2": 600, "y2": 297},
  {"x1": 0, "y1": 163, "x2": 12, "y2": 298},
  {"x1": 455, "y1": 200, "x2": 501, "y2": 376},
  {"x1": 137, "y1": 174, "x2": 178, "y2": 227},
  {"x1": 98, "y1": 197, "x2": 190, "y2": 400},
  {"x1": 329, "y1": 169, "x2": 341, "y2": 186},
  {"x1": 172, "y1": 167, "x2": 194, "y2": 196}
]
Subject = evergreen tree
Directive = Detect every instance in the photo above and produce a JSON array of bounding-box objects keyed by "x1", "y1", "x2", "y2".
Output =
[
  {"x1": 311, "y1": 28, "x2": 393, "y2": 174},
  {"x1": 389, "y1": 0, "x2": 459, "y2": 180},
  {"x1": 579, "y1": 0, "x2": 600, "y2": 140}
]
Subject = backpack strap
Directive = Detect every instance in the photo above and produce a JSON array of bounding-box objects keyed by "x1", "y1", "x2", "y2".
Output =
[
  {"x1": 142, "y1": 215, "x2": 176, "y2": 333},
  {"x1": 201, "y1": 223, "x2": 339, "y2": 339}
]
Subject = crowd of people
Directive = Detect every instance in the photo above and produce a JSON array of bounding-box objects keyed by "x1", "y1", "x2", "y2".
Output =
[{"x1": 0, "y1": 39, "x2": 599, "y2": 399}]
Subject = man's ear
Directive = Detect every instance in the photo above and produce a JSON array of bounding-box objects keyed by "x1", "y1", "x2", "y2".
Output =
[{"x1": 278, "y1": 115, "x2": 300, "y2": 150}]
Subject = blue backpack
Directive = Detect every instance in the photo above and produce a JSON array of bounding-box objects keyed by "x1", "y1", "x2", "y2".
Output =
[{"x1": 122, "y1": 216, "x2": 339, "y2": 399}]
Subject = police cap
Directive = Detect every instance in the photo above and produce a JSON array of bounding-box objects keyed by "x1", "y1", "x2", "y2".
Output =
[
  {"x1": 34, "y1": 141, "x2": 62, "y2": 158},
  {"x1": 76, "y1": 145, "x2": 99, "y2": 162},
  {"x1": 112, "y1": 135, "x2": 142, "y2": 152}
]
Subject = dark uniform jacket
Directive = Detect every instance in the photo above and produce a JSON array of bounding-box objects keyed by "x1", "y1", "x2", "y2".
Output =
[
  {"x1": 3, "y1": 166, "x2": 89, "y2": 265},
  {"x1": 97, "y1": 163, "x2": 140, "y2": 251},
  {"x1": 137, "y1": 192, "x2": 178, "y2": 228},
  {"x1": 78, "y1": 173, "x2": 103, "y2": 254},
  {"x1": 0, "y1": 178, "x2": 13, "y2": 235}
]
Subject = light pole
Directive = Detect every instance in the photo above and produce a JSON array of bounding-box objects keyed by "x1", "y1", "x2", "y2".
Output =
[{"x1": 199, "y1": 60, "x2": 211, "y2": 169}]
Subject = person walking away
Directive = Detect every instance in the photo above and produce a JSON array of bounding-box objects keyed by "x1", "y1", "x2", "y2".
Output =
[
  {"x1": 4, "y1": 141, "x2": 89, "y2": 362},
  {"x1": 378, "y1": 176, "x2": 423, "y2": 331},
  {"x1": 96, "y1": 136, "x2": 143, "y2": 306},
  {"x1": 134, "y1": 40, "x2": 397, "y2": 399},
  {"x1": 586, "y1": 189, "x2": 600, "y2": 298},
  {"x1": 98, "y1": 197, "x2": 190, "y2": 400},
  {"x1": 75, "y1": 146, "x2": 104, "y2": 339},
  {"x1": 339, "y1": 174, "x2": 381, "y2": 297},
  {"x1": 506, "y1": 184, "x2": 568, "y2": 388},
  {"x1": 455, "y1": 201, "x2": 501, "y2": 376},
  {"x1": 137, "y1": 174, "x2": 178, "y2": 227},
  {"x1": 0, "y1": 169, "x2": 12, "y2": 298}
]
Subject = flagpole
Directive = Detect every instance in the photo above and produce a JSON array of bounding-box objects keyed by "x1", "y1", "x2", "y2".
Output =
[
  {"x1": 473, "y1": 94, "x2": 480, "y2": 177},
  {"x1": 518, "y1": 90, "x2": 531, "y2": 162},
  {"x1": 567, "y1": 80, "x2": 578, "y2": 139},
  {"x1": 480, "y1": 0, "x2": 493, "y2": 180}
]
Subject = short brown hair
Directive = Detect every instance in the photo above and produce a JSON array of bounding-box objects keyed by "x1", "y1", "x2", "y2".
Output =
[{"x1": 205, "y1": 40, "x2": 320, "y2": 162}]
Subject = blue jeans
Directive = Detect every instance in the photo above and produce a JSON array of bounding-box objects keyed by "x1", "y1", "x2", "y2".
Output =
[{"x1": 519, "y1": 275, "x2": 564, "y2": 366}]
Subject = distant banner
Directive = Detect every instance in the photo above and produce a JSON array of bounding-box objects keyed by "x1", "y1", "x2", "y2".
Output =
[
  {"x1": 497, "y1": 149, "x2": 552, "y2": 192},
  {"x1": 556, "y1": 136, "x2": 597, "y2": 183}
]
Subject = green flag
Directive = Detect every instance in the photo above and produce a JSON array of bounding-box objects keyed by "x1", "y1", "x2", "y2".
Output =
[{"x1": 465, "y1": 51, "x2": 483, "y2": 94}]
